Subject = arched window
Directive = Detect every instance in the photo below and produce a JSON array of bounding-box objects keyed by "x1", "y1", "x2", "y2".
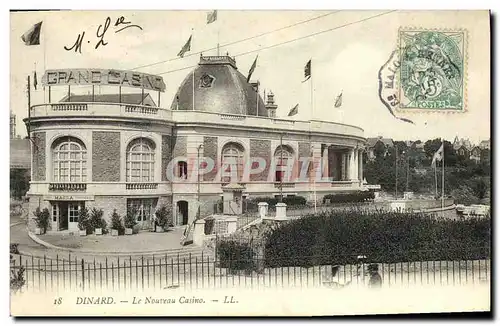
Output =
[
  {"x1": 126, "y1": 138, "x2": 155, "y2": 182},
  {"x1": 275, "y1": 145, "x2": 293, "y2": 182},
  {"x1": 221, "y1": 143, "x2": 244, "y2": 183},
  {"x1": 52, "y1": 137, "x2": 87, "y2": 182}
]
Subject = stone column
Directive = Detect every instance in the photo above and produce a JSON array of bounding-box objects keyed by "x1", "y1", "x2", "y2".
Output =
[
  {"x1": 226, "y1": 217, "x2": 238, "y2": 234},
  {"x1": 341, "y1": 153, "x2": 347, "y2": 181},
  {"x1": 258, "y1": 202, "x2": 268, "y2": 220},
  {"x1": 348, "y1": 149, "x2": 355, "y2": 180},
  {"x1": 275, "y1": 202, "x2": 287, "y2": 219},
  {"x1": 358, "y1": 149, "x2": 363, "y2": 184},
  {"x1": 322, "y1": 144, "x2": 329, "y2": 180}
]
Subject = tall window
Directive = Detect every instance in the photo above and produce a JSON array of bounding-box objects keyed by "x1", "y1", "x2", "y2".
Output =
[
  {"x1": 177, "y1": 161, "x2": 188, "y2": 179},
  {"x1": 52, "y1": 137, "x2": 87, "y2": 182},
  {"x1": 275, "y1": 145, "x2": 293, "y2": 182},
  {"x1": 127, "y1": 199, "x2": 155, "y2": 222},
  {"x1": 126, "y1": 138, "x2": 155, "y2": 182},
  {"x1": 221, "y1": 143, "x2": 244, "y2": 183}
]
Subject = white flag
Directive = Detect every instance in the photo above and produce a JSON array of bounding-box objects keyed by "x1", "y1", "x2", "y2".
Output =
[{"x1": 431, "y1": 143, "x2": 444, "y2": 166}]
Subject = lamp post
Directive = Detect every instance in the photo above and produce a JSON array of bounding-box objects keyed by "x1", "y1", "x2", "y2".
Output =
[
  {"x1": 279, "y1": 133, "x2": 284, "y2": 203},
  {"x1": 406, "y1": 149, "x2": 410, "y2": 192}
]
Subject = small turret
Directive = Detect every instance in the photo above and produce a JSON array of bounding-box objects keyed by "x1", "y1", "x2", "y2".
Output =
[{"x1": 265, "y1": 91, "x2": 277, "y2": 118}]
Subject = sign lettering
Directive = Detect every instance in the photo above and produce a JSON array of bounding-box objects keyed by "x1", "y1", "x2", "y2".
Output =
[{"x1": 42, "y1": 69, "x2": 166, "y2": 92}]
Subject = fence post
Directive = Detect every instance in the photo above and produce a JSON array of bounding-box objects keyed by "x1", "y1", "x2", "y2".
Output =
[{"x1": 81, "y1": 259, "x2": 85, "y2": 291}]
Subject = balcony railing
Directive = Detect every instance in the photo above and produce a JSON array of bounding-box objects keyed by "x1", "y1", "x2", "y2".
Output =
[
  {"x1": 274, "y1": 182, "x2": 295, "y2": 188},
  {"x1": 126, "y1": 183, "x2": 158, "y2": 190},
  {"x1": 30, "y1": 102, "x2": 171, "y2": 120},
  {"x1": 124, "y1": 105, "x2": 158, "y2": 115},
  {"x1": 48, "y1": 183, "x2": 87, "y2": 192},
  {"x1": 52, "y1": 104, "x2": 88, "y2": 111}
]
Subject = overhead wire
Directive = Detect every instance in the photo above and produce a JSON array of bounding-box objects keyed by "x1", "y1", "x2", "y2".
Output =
[
  {"x1": 131, "y1": 11, "x2": 340, "y2": 71},
  {"x1": 154, "y1": 10, "x2": 398, "y2": 77}
]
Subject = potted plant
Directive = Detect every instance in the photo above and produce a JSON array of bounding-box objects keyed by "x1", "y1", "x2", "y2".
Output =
[
  {"x1": 77, "y1": 207, "x2": 90, "y2": 236},
  {"x1": 33, "y1": 207, "x2": 49, "y2": 235},
  {"x1": 89, "y1": 208, "x2": 104, "y2": 235},
  {"x1": 124, "y1": 207, "x2": 137, "y2": 235},
  {"x1": 155, "y1": 204, "x2": 173, "y2": 233},
  {"x1": 110, "y1": 209, "x2": 123, "y2": 236}
]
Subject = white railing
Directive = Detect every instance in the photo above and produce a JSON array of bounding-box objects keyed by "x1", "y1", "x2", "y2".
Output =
[
  {"x1": 30, "y1": 102, "x2": 171, "y2": 120},
  {"x1": 52, "y1": 104, "x2": 88, "y2": 111}
]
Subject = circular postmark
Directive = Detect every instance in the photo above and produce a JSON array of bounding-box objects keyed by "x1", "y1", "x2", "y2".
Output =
[{"x1": 400, "y1": 31, "x2": 463, "y2": 109}]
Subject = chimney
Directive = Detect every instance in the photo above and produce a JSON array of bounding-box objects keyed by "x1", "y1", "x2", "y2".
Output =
[{"x1": 265, "y1": 91, "x2": 277, "y2": 118}]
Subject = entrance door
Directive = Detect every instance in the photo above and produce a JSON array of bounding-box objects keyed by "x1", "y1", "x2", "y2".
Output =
[
  {"x1": 68, "y1": 202, "x2": 83, "y2": 231},
  {"x1": 54, "y1": 202, "x2": 69, "y2": 231},
  {"x1": 177, "y1": 201, "x2": 189, "y2": 226}
]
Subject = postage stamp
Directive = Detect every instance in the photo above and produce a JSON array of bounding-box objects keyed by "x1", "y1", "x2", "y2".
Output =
[{"x1": 398, "y1": 28, "x2": 467, "y2": 112}]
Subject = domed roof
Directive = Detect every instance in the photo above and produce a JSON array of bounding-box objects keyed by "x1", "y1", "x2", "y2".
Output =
[{"x1": 170, "y1": 55, "x2": 267, "y2": 117}]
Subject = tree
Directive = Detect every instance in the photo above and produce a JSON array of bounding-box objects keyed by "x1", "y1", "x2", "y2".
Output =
[
  {"x1": 373, "y1": 141, "x2": 386, "y2": 160},
  {"x1": 10, "y1": 169, "x2": 30, "y2": 200},
  {"x1": 423, "y1": 139, "x2": 457, "y2": 166}
]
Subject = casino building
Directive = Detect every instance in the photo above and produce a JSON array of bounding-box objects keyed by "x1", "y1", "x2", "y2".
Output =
[{"x1": 26, "y1": 54, "x2": 367, "y2": 232}]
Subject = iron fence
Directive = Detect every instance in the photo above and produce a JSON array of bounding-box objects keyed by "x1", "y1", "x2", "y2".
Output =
[{"x1": 10, "y1": 251, "x2": 490, "y2": 293}]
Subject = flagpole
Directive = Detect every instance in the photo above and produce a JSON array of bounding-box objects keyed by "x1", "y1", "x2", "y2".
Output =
[
  {"x1": 441, "y1": 139, "x2": 445, "y2": 215},
  {"x1": 27, "y1": 75, "x2": 31, "y2": 140},
  {"x1": 434, "y1": 162, "x2": 438, "y2": 198},
  {"x1": 310, "y1": 61, "x2": 314, "y2": 121},
  {"x1": 192, "y1": 29, "x2": 195, "y2": 111}
]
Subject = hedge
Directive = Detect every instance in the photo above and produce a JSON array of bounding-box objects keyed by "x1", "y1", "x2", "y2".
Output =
[
  {"x1": 263, "y1": 209, "x2": 490, "y2": 268},
  {"x1": 244, "y1": 196, "x2": 308, "y2": 212},
  {"x1": 322, "y1": 191, "x2": 375, "y2": 204},
  {"x1": 216, "y1": 239, "x2": 257, "y2": 274}
]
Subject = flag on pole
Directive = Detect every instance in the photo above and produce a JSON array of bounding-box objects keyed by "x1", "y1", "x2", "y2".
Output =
[
  {"x1": 302, "y1": 59, "x2": 311, "y2": 82},
  {"x1": 431, "y1": 143, "x2": 444, "y2": 166},
  {"x1": 33, "y1": 71, "x2": 38, "y2": 90},
  {"x1": 288, "y1": 104, "x2": 299, "y2": 116},
  {"x1": 21, "y1": 21, "x2": 42, "y2": 46},
  {"x1": 246, "y1": 55, "x2": 258, "y2": 82},
  {"x1": 207, "y1": 10, "x2": 217, "y2": 24},
  {"x1": 177, "y1": 35, "x2": 192, "y2": 58},
  {"x1": 334, "y1": 91, "x2": 343, "y2": 108}
]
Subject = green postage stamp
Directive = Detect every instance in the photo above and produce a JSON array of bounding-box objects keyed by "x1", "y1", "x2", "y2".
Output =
[{"x1": 398, "y1": 29, "x2": 467, "y2": 111}]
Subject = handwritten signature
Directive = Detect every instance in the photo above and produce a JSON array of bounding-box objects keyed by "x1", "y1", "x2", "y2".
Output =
[{"x1": 64, "y1": 16, "x2": 143, "y2": 53}]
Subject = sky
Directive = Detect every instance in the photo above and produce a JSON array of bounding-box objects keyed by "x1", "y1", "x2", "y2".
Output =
[{"x1": 9, "y1": 10, "x2": 491, "y2": 142}]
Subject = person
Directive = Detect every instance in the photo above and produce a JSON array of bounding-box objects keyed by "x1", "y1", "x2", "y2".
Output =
[{"x1": 367, "y1": 264, "x2": 382, "y2": 289}]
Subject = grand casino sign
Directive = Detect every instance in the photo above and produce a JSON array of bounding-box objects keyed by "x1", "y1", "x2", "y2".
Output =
[{"x1": 42, "y1": 68, "x2": 166, "y2": 92}]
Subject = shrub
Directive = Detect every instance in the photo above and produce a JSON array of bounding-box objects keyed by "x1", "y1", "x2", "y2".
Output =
[
  {"x1": 33, "y1": 207, "x2": 50, "y2": 234},
  {"x1": 77, "y1": 207, "x2": 91, "y2": 233},
  {"x1": 10, "y1": 266, "x2": 26, "y2": 294},
  {"x1": 264, "y1": 209, "x2": 490, "y2": 268},
  {"x1": 247, "y1": 196, "x2": 308, "y2": 210},
  {"x1": 216, "y1": 239, "x2": 256, "y2": 274},
  {"x1": 89, "y1": 208, "x2": 104, "y2": 232},
  {"x1": 204, "y1": 216, "x2": 215, "y2": 235},
  {"x1": 110, "y1": 210, "x2": 125, "y2": 235},
  {"x1": 451, "y1": 185, "x2": 480, "y2": 206},
  {"x1": 155, "y1": 204, "x2": 173, "y2": 229},
  {"x1": 322, "y1": 191, "x2": 374, "y2": 204},
  {"x1": 124, "y1": 207, "x2": 138, "y2": 229},
  {"x1": 10, "y1": 243, "x2": 20, "y2": 255}
]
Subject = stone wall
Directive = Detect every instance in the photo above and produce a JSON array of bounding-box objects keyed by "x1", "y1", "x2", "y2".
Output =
[
  {"x1": 249, "y1": 139, "x2": 271, "y2": 181},
  {"x1": 92, "y1": 131, "x2": 120, "y2": 182},
  {"x1": 88, "y1": 196, "x2": 127, "y2": 224},
  {"x1": 161, "y1": 135, "x2": 172, "y2": 181},
  {"x1": 203, "y1": 136, "x2": 218, "y2": 181},
  {"x1": 172, "y1": 135, "x2": 187, "y2": 158},
  {"x1": 298, "y1": 142, "x2": 310, "y2": 179},
  {"x1": 31, "y1": 132, "x2": 46, "y2": 181}
]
